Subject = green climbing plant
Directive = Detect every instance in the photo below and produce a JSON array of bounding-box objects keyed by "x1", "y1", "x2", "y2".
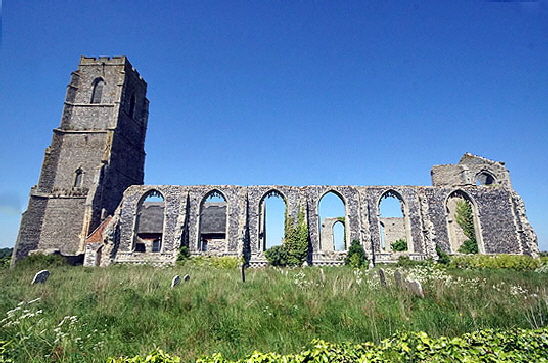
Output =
[
  {"x1": 454, "y1": 200, "x2": 479, "y2": 254},
  {"x1": 284, "y1": 205, "x2": 309, "y2": 266},
  {"x1": 265, "y1": 205, "x2": 309, "y2": 267}
]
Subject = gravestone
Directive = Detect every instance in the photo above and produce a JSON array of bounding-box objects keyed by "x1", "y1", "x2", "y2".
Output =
[
  {"x1": 302, "y1": 261, "x2": 308, "y2": 267},
  {"x1": 184, "y1": 274, "x2": 190, "y2": 282},
  {"x1": 378, "y1": 268, "x2": 387, "y2": 287},
  {"x1": 319, "y1": 268, "x2": 326, "y2": 285},
  {"x1": 31, "y1": 270, "x2": 50, "y2": 284},
  {"x1": 405, "y1": 279, "x2": 425, "y2": 298},
  {"x1": 171, "y1": 275, "x2": 181, "y2": 288},
  {"x1": 394, "y1": 269, "x2": 403, "y2": 289}
]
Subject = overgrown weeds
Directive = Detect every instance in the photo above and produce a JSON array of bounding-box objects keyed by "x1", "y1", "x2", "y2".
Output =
[{"x1": 1, "y1": 259, "x2": 547, "y2": 362}]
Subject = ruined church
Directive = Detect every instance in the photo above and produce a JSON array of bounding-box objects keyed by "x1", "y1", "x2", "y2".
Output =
[{"x1": 13, "y1": 56, "x2": 539, "y2": 267}]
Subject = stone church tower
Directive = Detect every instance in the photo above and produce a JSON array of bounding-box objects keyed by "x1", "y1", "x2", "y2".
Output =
[{"x1": 13, "y1": 56, "x2": 148, "y2": 262}]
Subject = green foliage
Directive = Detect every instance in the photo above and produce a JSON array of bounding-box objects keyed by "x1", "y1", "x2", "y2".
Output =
[
  {"x1": 396, "y1": 256, "x2": 433, "y2": 267},
  {"x1": 344, "y1": 239, "x2": 367, "y2": 268},
  {"x1": 0, "y1": 248, "x2": 13, "y2": 259},
  {"x1": 450, "y1": 254, "x2": 541, "y2": 270},
  {"x1": 14, "y1": 253, "x2": 67, "y2": 269},
  {"x1": 2, "y1": 262, "x2": 548, "y2": 362},
  {"x1": 0, "y1": 258, "x2": 11, "y2": 270},
  {"x1": 454, "y1": 200, "x2": 479, "y2": 254},
  {"x1": 108, "y1": 349, "x2": 180, "y2": 362},
  {"x1": 436, "y1": 244, "x2": 451, "y2": 265},
  {"x1": 0, "y1": 340, "x2": 13, "y2": 362},
  {"x1": 264, "y1": 245, "x2": 288, "y2": 267},
  {"x1": 196, "y1": 327, "x2": 548, "y2": 363},
  {"x1": 265, "y1": 205, "x2": 308, "y2": 267},
  {"x1": 458, "y1": 239, "x2": 479, "y2": 254},
  {"x1": 283, "y1": 205, "x2": 309, "y2": 266},
  {"x1": 184, "y1": 256, "x2": 242, "y2": 269},
  {"x1": 176, "y1": 246, "x2": 190, "y2": 262},
  {"x1": 390, "y1": 238, "x2": 408, "y2": 251}
]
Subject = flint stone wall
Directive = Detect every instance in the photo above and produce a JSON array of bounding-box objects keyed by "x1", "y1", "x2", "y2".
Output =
[{"x1": 92, "y1": 184, "x2": 538, "y2": 266}]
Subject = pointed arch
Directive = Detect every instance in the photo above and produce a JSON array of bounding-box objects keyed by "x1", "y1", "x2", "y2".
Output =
[
  {"x1": 318, "y1": 190, "x2": 347, "y2": 251},
  {"x1": 133, "y1": 189, "x2": 165, "y2": 253},
  {"x1": 199, "y1": 189, "x2": 227, "y2": 252},
  {"x1": 258, "y1": 189, "x2": 287, "y2": 251},
  {"x1": 90, "y1": 78, "x2": 105, "y2": 104},
  {"x1": 377, "y1": 189, "x2": 412, "y2": 253},
  {"x1": 73, "y1": 167, "x2": 84, "y2": 188},
  {"x1": 445, "y1": 190, "x2": 484, "y2": 254}
]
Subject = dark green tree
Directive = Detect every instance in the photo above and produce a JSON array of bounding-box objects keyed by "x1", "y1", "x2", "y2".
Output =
[{"x1": 344, "y1": 239, "x2": 367, "y2": 268}]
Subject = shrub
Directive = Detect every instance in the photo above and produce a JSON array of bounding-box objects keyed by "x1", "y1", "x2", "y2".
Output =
[
  {"x1": 449, "y1": 254, "x2": 541, "y2": 271},
  {"x1": 458, "y1": 239, "x2": 478, "y2": 254},
  {"x1": 344, "y1": 239, "x2": 367, "y2": 268},
  {"x1": 396, "y1": 256, "x2": 433, "y2": 267},
  {"x1": 15, "y1": 253, "x2": 67, "y2": 269},
  {"x1": 264, "y1": 245, "x2": 288, "y2": 267},
  {"x1": 176, "y1": 246, "x2": 190, "y2": 262},
  {"x1": 436, "y1": 244, "x2": 451, "y2": 265},
  {"x1": 185, "y1": 256, "x2": 242, "y2": 269},
  {"x1": 391, "y1": 239, "x2": 407, "y2": 251},
  {"x1": 108, "y1": 349, "x2": 180, "y2": 362}
]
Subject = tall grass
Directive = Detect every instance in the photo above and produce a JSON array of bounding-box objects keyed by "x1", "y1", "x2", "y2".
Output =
[{"x1": 1, "y1": 260, "x2": 547, "y2": 362}]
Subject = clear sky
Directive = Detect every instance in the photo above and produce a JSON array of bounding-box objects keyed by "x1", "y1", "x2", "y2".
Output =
[{"x1": 1, "y1": 1, "x2": 547, "y2": 251}]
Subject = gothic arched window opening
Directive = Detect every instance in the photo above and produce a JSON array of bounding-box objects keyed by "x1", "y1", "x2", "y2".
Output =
[{"x1": 90, "y1": 78, "x2": 105, "y2": 104}]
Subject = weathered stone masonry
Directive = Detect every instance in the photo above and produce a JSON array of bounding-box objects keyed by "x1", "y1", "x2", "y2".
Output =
[
  {"x1": 85, "y1": 177, "x2": 538, "y2": 267},
  {"x1": 12, "y1": 56, "x2": 539, "y2": 267}
]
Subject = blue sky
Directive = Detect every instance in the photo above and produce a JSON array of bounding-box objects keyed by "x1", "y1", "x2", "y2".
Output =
[{"x1": 1, "y1": 1, "x2": 547, "y2": 251}]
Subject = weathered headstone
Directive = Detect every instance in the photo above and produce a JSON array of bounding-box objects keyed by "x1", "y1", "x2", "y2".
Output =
[
  {"x1": 31, "y1": 270, "x2": 50, "y2": 284},
  {"x1": 319, "y1": 268, "x2": 326, "y2": 285},
  {"x1": 378, "y1": 268, "x2": 387, "y2": 287},
  {"x1": 405, "y1": 279, "x2": 425, "y2": 298},
  {"x1": 171, "y1": 275, "x2": 181, "y2": 288},
  {"x1": 184, "y1": 274, "x2": 190, "y2": 282},
  {"x1": 394, "y1": 269, "x2": 403, "y2": 289},
  {"x1": 240, "y1": 263, "x2": 246, "y2": 283}
]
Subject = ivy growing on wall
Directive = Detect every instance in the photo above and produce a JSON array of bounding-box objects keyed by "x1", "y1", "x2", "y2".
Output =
[
  {"x1": 455, "y1": 200, "x2": 479, "y2": 254},
  {"x1": 284, "y1": 205, "x2": 309, "y2": 266},
  {"x1": 265, "y1": 205, "x2": 309, "y2": 267}
]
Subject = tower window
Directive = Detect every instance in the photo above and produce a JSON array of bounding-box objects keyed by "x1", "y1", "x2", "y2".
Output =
[
  {"x1": 91, "y1": 78, "x2": 105, "y2": 104},
  {"x1": 74, "y1": 168, "x2": 83, "y2": 188},
  {"x1": 129, "y1": 93, "x2": 136, "y2": 118}
]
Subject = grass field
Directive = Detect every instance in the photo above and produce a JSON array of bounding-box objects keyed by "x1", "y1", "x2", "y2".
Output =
[{"x1": 1, "y1": 258, "x2": 547, "y2": 362}]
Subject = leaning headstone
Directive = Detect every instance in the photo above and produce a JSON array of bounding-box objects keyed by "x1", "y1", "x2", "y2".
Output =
[
  {"x1": 405, "y1": 279, "x2": 425, "y2": 298},
  {"x1": 171, "y1": 275, "x2": 181, "y2": 288},
  {"x1": 31, "y1": 270, "x2": 50, "y2": 284},
  {"x1": 394, "y1": 269, "x2": 404, "y2": 289},
  {"x1": 184, "y1": 274, "x2": 190, "y2": 282},
  {"x1": 240, "y1": 263, "x2": 246, "y2": 283},
  {"x1": 378, "y1": 268, "x2": 387, "y2": 287}
]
